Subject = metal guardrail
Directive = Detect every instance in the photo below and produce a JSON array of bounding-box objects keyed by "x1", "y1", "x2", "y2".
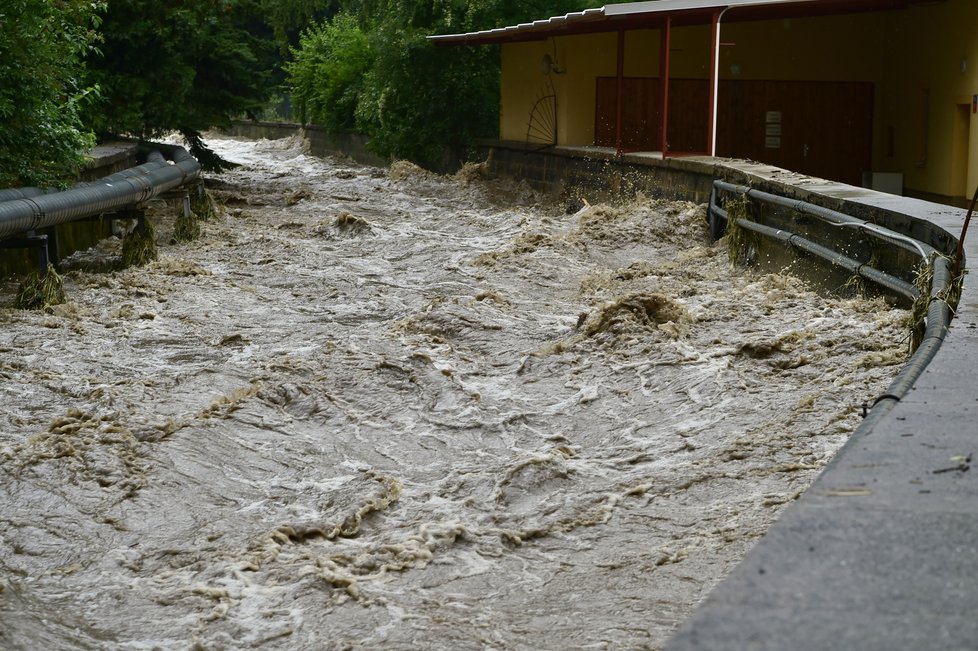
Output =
[{"x1": 708, "y1": 179, "x2": 954, "y2": 415}]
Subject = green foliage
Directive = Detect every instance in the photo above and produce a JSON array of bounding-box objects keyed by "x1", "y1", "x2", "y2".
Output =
[
  {"x1": 0, "y1": 0, "x2": 104, "y2": 188},
  {"x1": 121, "y1": 218, "x2": 158, "y2": 268},
  {"x1": 84, "y1": 0, "x2": 276, "y2": 168},
  {"x1": 173, "y1": 203, "x2": 201, "y2": 243},
  {"x1": 724, "y1": 196, "x2": 760, "y2": 265},
  {"x1": 287, "y1": 14, "x2": 373, "y2": 133},
  {"x1": 260, "y1": 0, "x2": 342, "y2": 52},
  {"x1": 356, "y1": 31, "x2": 499, "y2": 169},
  {"x1": 2, "y1": 0, "x2": 598, "y2": 185},
  {"x1": 190, "y1": 184, "x2": 220, "y2": 222},
  {"x1": 287, "y1": 0, "x2": 594, "y2": 170}
]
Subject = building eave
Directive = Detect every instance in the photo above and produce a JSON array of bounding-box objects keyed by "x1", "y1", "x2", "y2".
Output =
[{"x1": 428, "y1": 0, "x2": 913, "y2": 46}]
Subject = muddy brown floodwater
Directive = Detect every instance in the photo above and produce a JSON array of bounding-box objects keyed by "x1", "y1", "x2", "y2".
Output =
[{"x1": 0, "y1": 135, "x2": 908, "y2": 650}]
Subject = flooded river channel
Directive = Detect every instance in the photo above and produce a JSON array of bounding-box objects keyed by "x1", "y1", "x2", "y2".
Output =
[{"x1": 0, "y1": 135, "x2": 907, "y2": 649}]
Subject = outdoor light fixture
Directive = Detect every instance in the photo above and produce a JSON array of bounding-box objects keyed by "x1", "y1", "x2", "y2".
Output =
[{"x1": 541, "y1": 53, "x2": 565, "y2": 75}]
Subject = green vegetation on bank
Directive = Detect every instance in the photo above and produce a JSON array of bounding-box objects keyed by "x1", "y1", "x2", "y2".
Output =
[
  {"x1": 0, "y1": 1, "x2": 104, "y2": 188},
  {"x1": 0, "y1": 0, "x2": 591, "y2": 188},
  {"x1": 83, "y1": 0, "x2": 277, "y2": 170}
]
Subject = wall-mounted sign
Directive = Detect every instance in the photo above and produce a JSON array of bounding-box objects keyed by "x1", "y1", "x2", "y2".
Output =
[{"x1": 765, "y1": 111, "x2": 782, "y2": 148}]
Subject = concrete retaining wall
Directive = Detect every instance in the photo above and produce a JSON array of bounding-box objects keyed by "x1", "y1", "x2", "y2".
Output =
[
  {"x1": 483, "y1": 140, "x2": 961, "y2": 267},
  {"x1": 222, "y1": 121, "x2": 387, "y2": 168}
]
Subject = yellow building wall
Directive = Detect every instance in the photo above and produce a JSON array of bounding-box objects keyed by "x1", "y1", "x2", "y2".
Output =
[
  {"x1": 501, "y1": 34, "x2": 619, "y2": 145},
  {"x1": 559, "y1": 33, "x2": 619, "y2": 145},
  {"x1": 502, "y1": 15, "x2": 885, "y2": 147},
  {"x1": 499, "y1": 2, "x2": 978, "y2": 198},
  {"x1": 500, "y1": 41, "x2": 547, "y2": 142},
  {"x1": 880, "y1": 0, "x2": 978, "y2": 197},
  {"x1": 718, "y1": 15, "x2": 885, "y2": 82}
]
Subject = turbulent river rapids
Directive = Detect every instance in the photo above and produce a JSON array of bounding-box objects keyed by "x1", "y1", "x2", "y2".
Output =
[{"x1": 0, "y1": 135, "x2": 908, "y2": 650}]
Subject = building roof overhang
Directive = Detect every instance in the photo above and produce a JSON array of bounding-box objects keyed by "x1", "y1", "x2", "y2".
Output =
[{"x1": 428, "y1": 0, "x2": 916, "y2": 46}]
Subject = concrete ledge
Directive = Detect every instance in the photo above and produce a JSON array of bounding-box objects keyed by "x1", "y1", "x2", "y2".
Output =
[
  {"x1": 80, "y1": 142, "x2": 139, "y2": 181},
  {"x1": 483, "y1": 140, "x2": 960, "y2": 259}
]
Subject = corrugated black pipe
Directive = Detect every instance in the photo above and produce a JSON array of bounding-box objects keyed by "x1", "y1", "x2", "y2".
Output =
[
  {"x1": 0, "y1": 147, "x2": 200, "y2": 240},
  {"x1": 0, "y1": 187, "x2": 45, "y2": 203},
  {"x1": 0, "y1": 152, "x2": 171, "y2": 205}
]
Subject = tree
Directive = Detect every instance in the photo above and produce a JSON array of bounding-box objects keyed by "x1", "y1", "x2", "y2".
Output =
[
  {"x1": 288, "y1": 0, "x2": 594, "y2": 170},
  {"x1": 0, "y1": 0, "x2": 104, "y2": 188},
  {"x1": 286, "y1": 13, "x2": 374, "y2": 133},
  {"x1": 260, "y1": 0, "x2": 342, "y2": 52},
  {"x1": 355, "y1": 20, "x2": 500, "y2": 170},
  {"x1": 83, "y1": 0, "x2": 277, "y2": 169}
]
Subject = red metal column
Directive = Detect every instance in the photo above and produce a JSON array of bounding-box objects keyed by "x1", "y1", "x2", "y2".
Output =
[
  {"x1": 659, "y1": 16, "x2": 671, "y2": 156},
  {"x1": 708, "y1": 11, "x2": 720, "y2": 156},
  {"x1": 615, "y1": 28, "x2": 625, "y2": 156}
]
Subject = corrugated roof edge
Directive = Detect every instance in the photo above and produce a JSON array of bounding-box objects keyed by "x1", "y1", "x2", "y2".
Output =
[
  {"x1": 427, "y1": 6, "x2": 606, "y2": 44},
  {"x1": 427, "y1": 0, "x2": 828, "y2": 44}
]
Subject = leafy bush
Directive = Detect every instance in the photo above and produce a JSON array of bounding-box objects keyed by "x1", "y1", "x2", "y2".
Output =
[
  {"x1": 287, "y1": 0, "x2": 593, "y2": 170},
  {"x1": 287, "y1": 13, "x2": 373, "y2": 133},
  {"x1": 0, "y1": 1, "x2": 104, "y2": 188},
  {"x1": 83, "y1": 0, "x2": 276, "y2": 169},
  {"x1": 355, "y1": 29, "x2": 499, "y2": 170}
]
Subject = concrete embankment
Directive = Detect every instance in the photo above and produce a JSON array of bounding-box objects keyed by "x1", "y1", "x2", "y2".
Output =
[
  {"x1": 457, "y1": 139, "x2": 978, "y2": 649},
  {"x1": 667, "y1": 183, "x2": 978, "y2": 650}
]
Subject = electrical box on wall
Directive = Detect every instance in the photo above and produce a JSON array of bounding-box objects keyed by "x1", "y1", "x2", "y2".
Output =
[{"x1": 862, "y1": 172, "x2": 904, "y2": 195}]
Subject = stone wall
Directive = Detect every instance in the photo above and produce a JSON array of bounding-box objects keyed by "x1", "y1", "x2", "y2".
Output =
[
  {"x1": 481, "y1": 140, "x2": 958, "y2": 260},
  {"x1": 222, "y1": 121, "x2": 387, "y2": 168}
]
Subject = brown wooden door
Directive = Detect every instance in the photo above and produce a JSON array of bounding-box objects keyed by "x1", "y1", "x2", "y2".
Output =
[
  {"x1": 717, "y1": 80, "x2": 874, "y2": 186},
  {"x1": 595, "y1": 77, "x2": 709, "y2": 153},
  {"x1": 595, "y1": 77, "x2": 872, "y2": 181},
  {"x1": 595, "y1": 77, "x2": 659, "y2": 150}
]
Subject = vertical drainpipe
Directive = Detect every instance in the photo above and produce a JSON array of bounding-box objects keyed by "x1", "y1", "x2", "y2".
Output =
[
  {"x1": 709, "y1": 6, "x2": 731, "y2": 157},
  {"x1": 659, "y1": 15, "x2": 672, "y2": 156},
  {"x1": 616, "y1": 27, "x2": 625, "y2": 156}
]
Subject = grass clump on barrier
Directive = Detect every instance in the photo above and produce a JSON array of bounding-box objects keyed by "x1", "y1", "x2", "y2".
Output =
[
  {"x1": 121, "y1": 217, "x2": 157, "y2": 268},
  {"x1": 15, "y1": 263, "x2": 66, "y2": 310},
  {"x1": 725, "y1": 195, "x2": 761, "y2": 265},
  {"x1": 840, "y1": 244, "x2": 881, "y2": 299},
  {"x1": 905, "y1": 253, "x2": 960, "y2": 354},
  {"x1": 906, "y1": 257, "x2": 933, "y2": 353},
  {"x1": 173, "y1": 205, "x2": 201, "y2": 243},
  {"x1": 190, "y1": 185, "x2": 219, "y2": 222}
]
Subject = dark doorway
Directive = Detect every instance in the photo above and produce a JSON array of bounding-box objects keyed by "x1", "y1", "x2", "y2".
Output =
[
  {"x1": 595, "y1": 77, "x2": 709, "y2": 153},
  {"x1": 594, "y1": 78, "x2": 874, "y2": 186}
]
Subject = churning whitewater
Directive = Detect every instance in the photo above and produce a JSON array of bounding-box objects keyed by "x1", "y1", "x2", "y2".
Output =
[{"x1": 0, "y1": 135, "x2": 907, "y2": 650}]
